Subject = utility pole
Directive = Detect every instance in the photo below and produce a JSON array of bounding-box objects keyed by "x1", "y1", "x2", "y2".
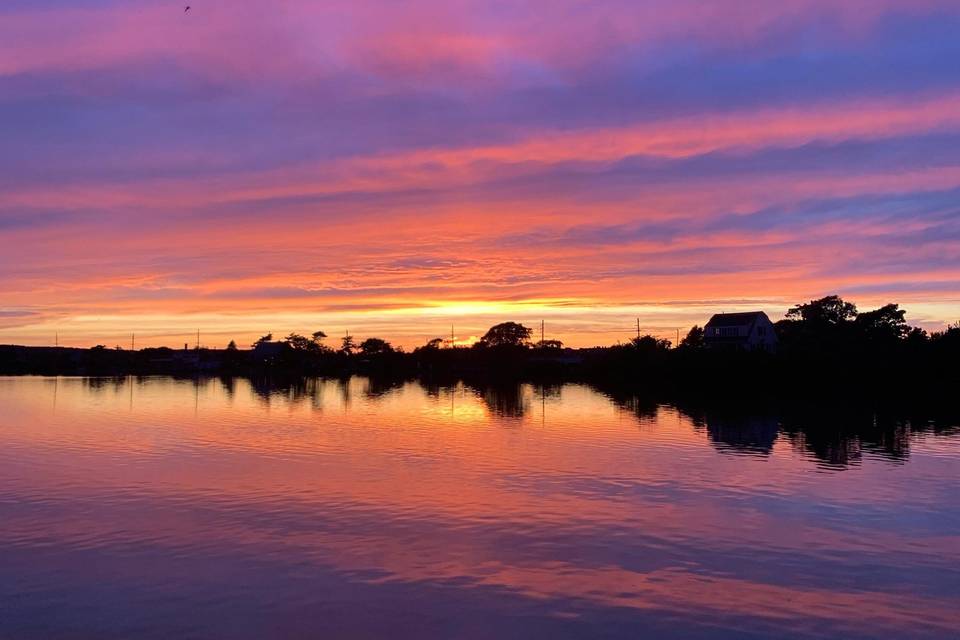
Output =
[
  {"x1": 541, "y1": 319, "x2": 545, "y2": 345},
  {"x1": 636, "y1": 318, "x2": 641, "y2": 340},
  {"x1": 196, "y1": 329, "x2": 200, "y2": 350},
  {"x1": 131, "y1": 333, "x2": 135, "y2": 351}
]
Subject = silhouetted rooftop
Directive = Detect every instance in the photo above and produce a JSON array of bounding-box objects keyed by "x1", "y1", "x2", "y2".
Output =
[{"x1": 705, "y1": 312, "x2": 768, "y2": 328}]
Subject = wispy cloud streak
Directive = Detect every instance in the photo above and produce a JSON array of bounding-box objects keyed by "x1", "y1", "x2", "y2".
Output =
[{"x1": 1, "y1": 0, "x2": 959, "y2": 346}]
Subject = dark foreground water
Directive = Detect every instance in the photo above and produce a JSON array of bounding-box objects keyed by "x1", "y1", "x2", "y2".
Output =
[{"x1": 2, "y1": 376, "x2": 958, "y2": 639}]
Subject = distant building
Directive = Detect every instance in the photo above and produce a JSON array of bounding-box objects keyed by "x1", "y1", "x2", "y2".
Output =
[
  {"x1": 704, "y1": 311, "x2": 777, "y2": 351},
  {"x1": 252, "y1": 341, "x2": 290, "y2": 365}
]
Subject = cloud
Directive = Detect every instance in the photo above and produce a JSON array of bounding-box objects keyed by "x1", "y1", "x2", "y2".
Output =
[{"x1": 2, "y1": 0, "x2": 960, "y2": 346}]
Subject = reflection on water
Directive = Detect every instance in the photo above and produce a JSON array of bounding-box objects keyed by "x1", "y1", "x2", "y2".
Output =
[
  {"x1": 700, "y1": 413, "x2": 781, "y2": 455},
  {"x1": 2, "y1": 376, "x2": 959, "y2": 639}
]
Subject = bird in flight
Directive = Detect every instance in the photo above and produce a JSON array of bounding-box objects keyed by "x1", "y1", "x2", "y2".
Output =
[{"x1": 184, "y1": 5, "x2": 191, "y2": 12}]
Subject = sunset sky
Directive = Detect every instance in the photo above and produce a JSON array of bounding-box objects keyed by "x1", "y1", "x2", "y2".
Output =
[{"x1": 2, "y1": 0, "x2": 960, "y2": 348}]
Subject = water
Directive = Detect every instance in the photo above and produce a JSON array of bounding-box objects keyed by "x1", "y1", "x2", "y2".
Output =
[{"x1": 2, "y1": 376, "x2": 958, "y2": 639}]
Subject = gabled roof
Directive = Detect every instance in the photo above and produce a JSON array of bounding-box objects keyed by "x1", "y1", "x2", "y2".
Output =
[{"x1": 705, "y1": 311, "x2": 768, "y2": 328}]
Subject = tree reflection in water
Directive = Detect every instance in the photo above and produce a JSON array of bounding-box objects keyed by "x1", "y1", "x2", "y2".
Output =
[
  {"x1": 203, "y1": 376, "x2": 959, "y2": 469},
  {"x1": 600, "y1": 386, "x2": 960, "y2": 469}
]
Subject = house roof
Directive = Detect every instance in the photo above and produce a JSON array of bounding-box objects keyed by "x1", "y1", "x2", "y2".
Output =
[{"x1": 705, "y1": 311, "x2": 768, "y2": 328}]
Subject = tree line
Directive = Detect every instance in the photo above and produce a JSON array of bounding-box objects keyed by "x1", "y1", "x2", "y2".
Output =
[
  {"x1": 238, "y1": 294, "x2": 957, "y2": 356},
  {"x1": 243, "y1": 321, "x2": 564, "y2": 356},
  {"x1": 2, "y1": 295, "x2": 957, "y2": 395}
]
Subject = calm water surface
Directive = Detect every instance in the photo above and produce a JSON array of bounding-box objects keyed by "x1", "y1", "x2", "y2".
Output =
[{"x1": 2, "y1": 376, "x2": 959, "y2": 639}]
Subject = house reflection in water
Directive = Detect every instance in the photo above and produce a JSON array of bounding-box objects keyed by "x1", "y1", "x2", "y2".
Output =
[{"x1": 693, "y1": 412, "x2": 781, "y2": 456}]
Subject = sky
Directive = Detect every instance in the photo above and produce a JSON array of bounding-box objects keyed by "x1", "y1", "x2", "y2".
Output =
[{"x1": 1, "y1": 0, "x2": 959, "y2": 349}]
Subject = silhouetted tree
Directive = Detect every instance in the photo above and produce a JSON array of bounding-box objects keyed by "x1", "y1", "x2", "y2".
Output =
[
  {"x1": 223, "y1": 339, "x2": 242, "y2": 369},
  {"x1": 304, "y1": 331, "x2": 334, "y2": 355},
  {"x1": 340, "y1": 334, "x2": 356, "y2": 354},
  {"x1": 855, "y1": 303, "x2": 908, "y2": 341},
  {"x1": 359, "y1": 337, "x2": 394, "y2": 356},
  {"x1": 679, "y1": 325, "x2": 705, "y2": 349},
  {"x1": 777, "y1": 295, "x2": 857, "y2": 352},
  {"x1": 629, "y1": 335, "x2": 672, "y2": 352},
  {"x1": 285, "y1": 333, "x2": 313, "y2": 350},
  {"x1": 423, "y1": 337, "x2": 444, "y2": 350},
  {"x1": 479, "y1": 322, "x2": 532, "y2": 348},
  {"x1": 252, "y1": 333, "x2": 273, "y2": 348},
  {"x1": 931, "y1": 322, "x2": 960, "y2": 353},
  {"x1": 534, "y1": 339, "x2": 564, "y2": 349},
  {"x1": 786, "y1": 295, "x2": 857, "y2": 325}
]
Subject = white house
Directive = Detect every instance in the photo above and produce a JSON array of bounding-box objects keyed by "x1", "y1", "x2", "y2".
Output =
[{"x1": 704, "y1": 311, "x2": 777, "y2": 351}]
